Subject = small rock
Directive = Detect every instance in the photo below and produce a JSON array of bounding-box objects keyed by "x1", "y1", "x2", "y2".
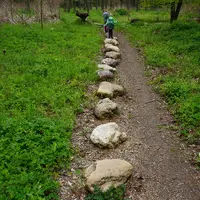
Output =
[
  {"x1": 105, "y1": 44, "x2": 120, "y2": 53},
  {"x1": 105, "y1": 51, "x2": 121, "y2": 59},
  {"x1": 104, "y1": 38, "x2": 119, "y2": 46},
  {"x1": 94, "y1": 98, "x2": 118, "y2": 119},
  {"x1": 101, "y1": 58, "x2": 119, "y2": 67},
  {"x1": 90, "y1": 122, "x2": 127, "y2": 148},
  {"x1": 97, "y1": 81, "x2": 125, "y2": 98},
  {"x1": 85, "y1": 159, "x2": 133, "y2": 192},
  {"x1": 67, "y1": 181, "x2": 73, "y2": 187},
  {"x1": 98, "y1": 64, "x2": 116, "y2": 72},
  {"x1": 97, "y1": 70, "x2": 114, "y2": 80}
]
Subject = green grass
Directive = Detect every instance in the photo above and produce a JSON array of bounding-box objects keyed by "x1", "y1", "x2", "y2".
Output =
[
  {"x1": 112, "y1": 9, "x2": 169, "y2": 23},
  {"x1": 85, "y1": 185, "x2": 128, "y2": 200},
  {"x1": 0, "y1": 11, "x2": 102, "y2": 199},
  {"x1": 117, "y1": 10, "x2": 200, "y2": 143}
]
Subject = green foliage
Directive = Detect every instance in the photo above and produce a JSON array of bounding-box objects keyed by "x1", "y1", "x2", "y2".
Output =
[
  {"x1": 140, "y1": 0, "x2": 200, "y2": 8},
  {"x1": 114, "y1": 9, "x2": 129, "y2": 16},
  {"x1": 85, "y1": 185, "x2": 127, "y2": 200},
  {"x1": 0, "y1": 11, "x2": 102, "y2": 199},
  {"x1": 117, "y1": 11, "x2": 200, "y2": 143}
]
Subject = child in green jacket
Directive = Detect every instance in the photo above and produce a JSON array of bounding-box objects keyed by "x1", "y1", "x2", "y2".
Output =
[{"x1": 104, "y1": 16, "x2": 117, "y2": 39}]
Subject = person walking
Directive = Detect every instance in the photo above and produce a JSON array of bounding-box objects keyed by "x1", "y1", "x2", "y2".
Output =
[
  {"x1": 104, "y1": 15, "x2": 117, "y2": 39},
  {"x1": 102, "y1": 10, "x2": 109, "y2": 33}
]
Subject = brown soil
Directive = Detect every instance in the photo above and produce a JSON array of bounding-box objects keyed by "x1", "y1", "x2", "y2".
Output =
[{"x1": 59, "y1": 33, "x2": 200, "y2": 200}]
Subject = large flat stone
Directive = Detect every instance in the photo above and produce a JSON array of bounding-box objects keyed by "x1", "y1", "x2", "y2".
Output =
[
  {"x1": 104, "y1": 38, "x2": 119, "y2": 46},
  {"x1": 85, "y1": 159, "x2": 133, "y2": 192},
  {"x1": 97, "y1": 81, "x2": 125, "y2": 98},
  {"x1": 98, "y1": 64, "x2": 116, "y2": 72},
  {"x1": 101, "y1": 58, "x2": 119, "y2": 67},
  {"x1": 94, "y1": 98, "x2": 118, "y2": 119},
  {"x1": 97, "y1": 70, "x2": 114, "y2": 80},
  {"x1": 105, "y1": 51, "x2": 121, "y2": 59},
  {"x1": 90, "y1": 122, "x2": 127, "y2": 148},
  {"x1": 105, "y1": 44, "x2": 120, "y2": 53}
]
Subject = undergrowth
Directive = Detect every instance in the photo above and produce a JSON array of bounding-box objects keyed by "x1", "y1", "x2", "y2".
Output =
[
  {"x1": 118, "y1": 11, "x2": 200, "y2": 143},
  {"x1": 0, "y1": 11, "x2": 102, "y2": 199},
  {"x1": 85, "y1": 185, "x2": 128, "y2": 200}
]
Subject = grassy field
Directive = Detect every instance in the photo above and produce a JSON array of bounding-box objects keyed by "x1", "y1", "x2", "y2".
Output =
[
  {"x1": 0, "y1": 11, "x2": 102, "y2": 199},
  {"x1": 115, "y1": 10, "x2": 200, "y2": 144}
]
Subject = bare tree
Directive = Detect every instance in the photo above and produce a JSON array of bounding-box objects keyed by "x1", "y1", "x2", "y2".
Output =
[
  {"x1": 40, "y1": 0, "x2": 43, "y2": 29},
  {"x1": 101, "y1": 0, "x2": 105, "y2": 10},
  {"x1": 10, "y1": 0, "x2": 14, "y2": 21},
  {"x1": 26, "y1": 0, "x2": 31, "y2": 11},
  {"x1": 84, "y1": 0, "x2": 90, "y2": 12}
]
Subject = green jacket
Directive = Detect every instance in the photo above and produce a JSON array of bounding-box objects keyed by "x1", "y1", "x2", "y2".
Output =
[{"x1": 104, "y1": 16, "x2": 117, "y2": 30}]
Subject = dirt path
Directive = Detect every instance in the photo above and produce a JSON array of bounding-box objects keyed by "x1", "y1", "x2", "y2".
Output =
[{"x1": 59, "y1": 33, "x2": 200, "y2": 200}]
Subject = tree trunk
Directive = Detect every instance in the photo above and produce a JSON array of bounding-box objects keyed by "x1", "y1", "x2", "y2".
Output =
[
  {"x1": 105, "y1": 0, "x2": 108, "y2": 9},
  {"x1": 89, "y1": 0, "x2": 92, "y2": 10},
  {"x1": 120, "y1": 0, "x2": 123, "y2": 8},
  {"x1": 101, "y1": 0, "x2": 105, "y2": 10},
  {"x1": 84, "y1": 0, "x2": 90, "y2": 13},
  {"x1": 98, "y1": 0, "x2": 101, "y2": 9},
  {"x1": 26, "y1": 0, "x2": 31, "y2": 12},
  {"x1": 170, "y1": 1, "x2": 175, "y2": 22},
  {"x1": 63, "y1": 0, "x2": 67, "y2": 12},
  {"x1": 128, "y1": 0, "x2": 131, "y2": 10},
  {"x1": 135, "y1": 0, "x2": 140, "y2": 11},
  {"x1": 40, "y1": 0, "x2": 43, "y2": 30},
  {"x1": 72, "y1": 0, "x2": 76, "y2": 12},
  {"x1": 95, "y1": 0, "x2": 98, "y2": 10},
  {"x1": 49, "y1": 0, "x2": 53, "y2": 15},
  {"x1": 67, "y1": 0, "x2": 72, "y2": 12},
  {"x1": 171, "y1": 0, "x2": 183, "y2": 23},
  {"x1": 174, "y1": 0, "x2": 182, "y2": 20},
  {"x1": 109, "y1": 0, "x2": 113, "y2": 10},
  {"x1": 131, "y1": 0, "x2": 136, "y2": 8},
  {"x1": 77, "y1": 0, "x2": 81, "y2": 9},
  {"x1": 10, "y1": 0, "x2": 13, "y2": 21}
]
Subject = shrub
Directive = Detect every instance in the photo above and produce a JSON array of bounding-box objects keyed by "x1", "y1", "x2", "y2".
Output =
[
  {"x1": 115, "y1": 9, "x2": 129, "y2": 16},
  {"x1": 85, "y1": 185, "x2": 127, "y2": 200}
]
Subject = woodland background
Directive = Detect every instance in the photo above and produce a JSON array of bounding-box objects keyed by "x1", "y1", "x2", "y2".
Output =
[{"x1": 0, "y1": 0, "x2": 200, "y2": 24}]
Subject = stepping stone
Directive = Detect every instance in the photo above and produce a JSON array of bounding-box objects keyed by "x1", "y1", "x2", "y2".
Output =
[
  {"x1": 113, "y1": 36, "x2": 118, "y2": 40},
  {"x1": 104, "y1": 38, "x2": 119, "y2": 46},
  {"x1": 105, "y1": 51, "x2": 121, "y2": 59},
  {"x1": 97, "y1": 70, "x2": 114, "y2": 80},
  {"x1": 90, "y1": 122, "x2": 127, "y2": 148},
  {"x1": 101, "y1": 58, "x2": 119, "y2": 67},
  {"x1": 85, "y1": 159, "x2": 133, "y2": 192},
  {"x1": 104, "y1": 44, "x2": 120, "y2": 53},
  {"x1": 98, "y1": 64, "x2": 116, "y2": 72},
  {"x1": 97, "y1": 81, "x2": 125, "y2": 98},
  {"x1": 94, "y1": 98, "x2": 118, "y2": 119}
]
